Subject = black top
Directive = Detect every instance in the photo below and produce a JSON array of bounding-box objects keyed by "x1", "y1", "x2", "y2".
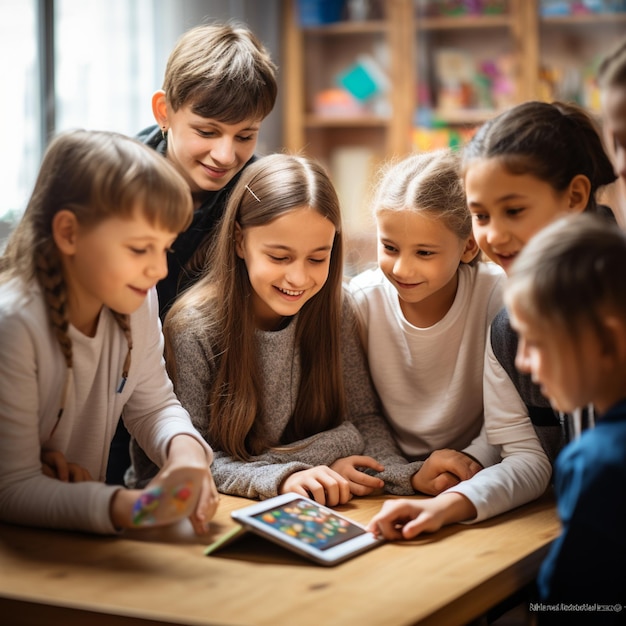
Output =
[
  {"x1": 490, "y1": 307, "x2": 566, "y2": 464},
  {"x1": 490, "y1": 203, "x2": 617, "y2": 464},
  {"x1": 137, "y1": 125, "x2": 257, "y2": 319}
]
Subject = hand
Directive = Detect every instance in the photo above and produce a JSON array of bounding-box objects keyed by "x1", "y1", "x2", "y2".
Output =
[
  {"x1": 109, "y1": 453, "x2": 219, "y2": 534},
  {"x1": 41, "y1": 449, "x2": 92, "y2": 482},
  {"x1": 411, "y1": 449, "x2": 483, "y2": 495},
  {"x1": 366, "y1": 492, "x2": 476, "y2": 540},
  {"x1": 280, "y1": 466, "x2": 352, "y2": 506},
  {"x1": 330, "y1": 455, "x2": 384, "y2": 496},
  {"x1": 193, "y1": 469, "x2": 220, "y2": 534},
  {"x1": 163, "y1": 434, "x2": 220, "y2": 534}
]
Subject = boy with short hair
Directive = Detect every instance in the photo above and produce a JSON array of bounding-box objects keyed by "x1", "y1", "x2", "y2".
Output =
[{"x1": 140, "y1": 22, "x2": 278, "y2": 318}]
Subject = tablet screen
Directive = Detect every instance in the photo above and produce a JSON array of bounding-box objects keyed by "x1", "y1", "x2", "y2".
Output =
[{"x1": 251, "y1": 497, "x2": 366, "y2": 551}]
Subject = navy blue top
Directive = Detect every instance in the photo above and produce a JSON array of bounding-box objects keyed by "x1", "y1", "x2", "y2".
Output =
[{"x1": 537, "y1": 398, "x2": 626, "y2": 623}]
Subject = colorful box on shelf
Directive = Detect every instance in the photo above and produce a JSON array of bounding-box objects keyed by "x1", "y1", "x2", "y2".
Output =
[
  {"x1": 337, "y1": 54, "x2": 389, "y2": 101},
  {"x1": 412, "y1": 124, "x2": 477, "y2": 152},
  {"x1": 540, "y1": 0, "x2": 626, "y2": 15},
  {"x1": 296, "y1": 0, "x2": 345, "y2": 26},
  {"x1": 416, "y1": 0, "x2": 509, "y2": 17},
  {"x1": 313, "y1": 88, "x2": 365, "y2": 116}
]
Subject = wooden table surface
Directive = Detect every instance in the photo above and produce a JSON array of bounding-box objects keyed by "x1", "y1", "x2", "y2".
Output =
[{"x1": 0, "y1": 490, "x2": 559, "y2": 626}]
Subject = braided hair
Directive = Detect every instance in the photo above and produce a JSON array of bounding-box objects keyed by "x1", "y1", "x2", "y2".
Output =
[{"x1": 1, "y1": 129, "x2": 192, "y2": 425}]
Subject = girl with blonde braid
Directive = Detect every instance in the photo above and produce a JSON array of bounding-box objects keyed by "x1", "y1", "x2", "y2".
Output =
[{"x1": 0, "y1": 129, "x2": 219, "y2": 535}]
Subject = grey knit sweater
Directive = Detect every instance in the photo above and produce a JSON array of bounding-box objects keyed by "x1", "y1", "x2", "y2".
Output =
[{"x1": 128, "y1": 295, "x2": 421, "y2": 499}]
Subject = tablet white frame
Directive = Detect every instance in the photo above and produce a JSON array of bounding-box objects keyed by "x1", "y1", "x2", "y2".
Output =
[{"x1": 231, "y1": 493, "x2": 384, "y2": 566}]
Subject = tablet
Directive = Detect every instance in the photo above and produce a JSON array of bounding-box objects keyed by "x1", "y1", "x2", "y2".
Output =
[{"x1": 230, "y1": 493, "x2": 384, "y2": 566}]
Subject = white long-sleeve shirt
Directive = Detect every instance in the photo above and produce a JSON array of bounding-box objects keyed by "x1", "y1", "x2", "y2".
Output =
[
  {"x1": 0, "y1": 279, "x2": 212, "y2": 534},
  {"x1": 349, "y1": 263, "x2": 504, "y2": 468},
  {"x1": 447, "y1": 328, "x2": 553, "y2": 522}
]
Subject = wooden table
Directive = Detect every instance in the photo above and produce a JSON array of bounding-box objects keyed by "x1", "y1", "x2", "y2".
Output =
[{"x1": 0, "y1": 491, "x2": 559, "y2": 626}]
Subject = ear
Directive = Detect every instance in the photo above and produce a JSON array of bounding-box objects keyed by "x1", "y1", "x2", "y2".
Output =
[
  {"x1": 460, "y1": 235, "x2": 480, "y2": 264},
  {"x1": 600, "y1": 315, "x2": 626, "y2": 363},
  {"x1": 566, "y1": 174, "x2": 591, "y2": 214},
  {"x1": 52, "y1": 210, "x2": 80, "y2": 256},
  {"x1": 152, "y1": 90, "x2": 169, "y2": 130},
  {"x1": 234, "y1": 222, "x2": 245, "y2": 259}
]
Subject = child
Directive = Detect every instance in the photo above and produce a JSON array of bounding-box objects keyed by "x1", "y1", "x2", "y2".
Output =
[
  {"x1": 0, "y1": 129, "x2": 219, "y2": 535},
  {"x1": 505, "y1": 213, "x2": 626, "y2": 621},
  {"x1": 367, "y1": 101, "x2": 617, "y2": 540},
  {"x1": 108, "y1": 21, "x2": 278, "y2": 485},
  {"x1": 140, "y1": 21, "x2": 278, "y2": 318},
  {"x1": 349, "y1": 149, "x2": 504, "y2": 496},
  {"x1": 128, "y1": 153, "x2": 424, "y2": 505},
  {"x1": 598, "y1": 37, "x2": 626, "y2": 221}
]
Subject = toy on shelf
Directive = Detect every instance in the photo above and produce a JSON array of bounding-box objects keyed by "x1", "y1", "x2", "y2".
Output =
[
  {"x1": 338, "y1": 54, "x2": 389, "y2": 102},
  {"x1": 313, "y1": 51, "x2": 390, "y2": 118},
  {"x1": 539, "y1": 0, "x2": 626, "y2": 16},
  {"x1": 432, "y1": 48, "x2": 516, "y2": 113},
  {"x1": 313, "y1": 88, "x2": 365, "y2": 116},
  {"x1": 538, "y1": 55, "x2": 604, "y2": 111},
  {"x1": 296, "y1": 0, "x2": 345, "y2": 26},
  {"x1": 411, "y1": 123, "x2": 477, "y2": 152},
  {"x1": 416, "y1": 0, "x2": 509, "y2": 18}
]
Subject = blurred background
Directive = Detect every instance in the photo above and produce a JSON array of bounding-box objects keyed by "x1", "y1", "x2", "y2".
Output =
[
  {"x1": 0, "y1": 0, "x2": 282, "y2": 246},
  {"x1": 2, "y1": 0, "x2": 625, "y2": 270}
]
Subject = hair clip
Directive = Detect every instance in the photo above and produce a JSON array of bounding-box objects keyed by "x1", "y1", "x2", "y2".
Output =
[{"x1": 245, "y1": 185, "x2": 261, "y2": 203}]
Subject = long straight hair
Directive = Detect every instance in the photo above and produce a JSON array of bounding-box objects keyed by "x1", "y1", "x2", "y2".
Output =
[{"x1": 164, "y1": 154, "x2": 346, "y2": 460}]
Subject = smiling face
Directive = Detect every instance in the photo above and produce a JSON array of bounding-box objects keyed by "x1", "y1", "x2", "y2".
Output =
[
  {"x1": 58, "y1": 208, "x2": 177, "y2": 335},
  {"x1": 376, "y1": 209, "x2": 475, "y2": 327},
  {"x1": 161, "y1": 103, "x2": 261, "y2": 196},
  {"x1": 235, "y1": 207, "x2": 336, "y2": 331},
  {"x1": 464, "y1": 158, "x2": 577, "y2": 273}
]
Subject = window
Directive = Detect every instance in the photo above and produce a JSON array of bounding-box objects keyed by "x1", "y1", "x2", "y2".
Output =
[
  {"x1": 0, "y1": 0, "x2": 159, "y2": 241},
  {"x1": 1, "y1": 0, "x2": 39, "y2": 229},
  {"x1": 0, "y1": 0, "x2": 281, "y2": 249},
  {"x1": 55, "y1": 0, "x2": 157, "y2": 135}
]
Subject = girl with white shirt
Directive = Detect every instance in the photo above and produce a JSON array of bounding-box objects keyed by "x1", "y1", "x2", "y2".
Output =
[
  {"x1": 0, "y1": 129, "x2": 218, "y2": 535},
  {"x1": 368, "y1": 101, "x2": 617, "y2": 540},
  {"x1": 349, "y1": 148, "x2": 504, "y2": 496}
]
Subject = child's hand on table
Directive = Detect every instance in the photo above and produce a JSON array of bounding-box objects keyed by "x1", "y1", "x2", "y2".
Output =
[
  {"x1": 411, "y1": 449, "x2": 483, "y2": 495},
  {"x1": 330, "y1": 455, "x2": 384, "y2": 496},
  {"x1": 367, "y1": 492, "x2": 477, "y2": 540},
  {"x1": 280, "y1": 466, "x2": 353, "y2": 506}
]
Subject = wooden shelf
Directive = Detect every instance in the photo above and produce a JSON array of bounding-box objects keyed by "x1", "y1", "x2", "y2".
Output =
[
  {"x1": 302, "y1": 20, "x2": 388, "y2": 35},
  {"x1": 282, "y1": 0, "x2": 626, "y2": 263},
  {"x1": 283, "y1": 0, "x2": 626, "y2": 167},
  {"x1": 282, "y1": 0, "x2": 411, "y2": 159},
  {"x1": 540, "y1": 13, "x2": 626, "y2": 25},
  {"x1": 432, "y1": 108, "x2": 500, "y2": 125},
  {"x1": 304, "y1": 114, "x2": 390, "y2": 128},
  {"x1": 417, "y1": 15, "x2": 514, "y2": 30}
]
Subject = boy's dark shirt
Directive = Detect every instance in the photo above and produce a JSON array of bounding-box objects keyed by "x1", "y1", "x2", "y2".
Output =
[{"x1": 137, "y1": 125, "x2": 257, "y2": 319}]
